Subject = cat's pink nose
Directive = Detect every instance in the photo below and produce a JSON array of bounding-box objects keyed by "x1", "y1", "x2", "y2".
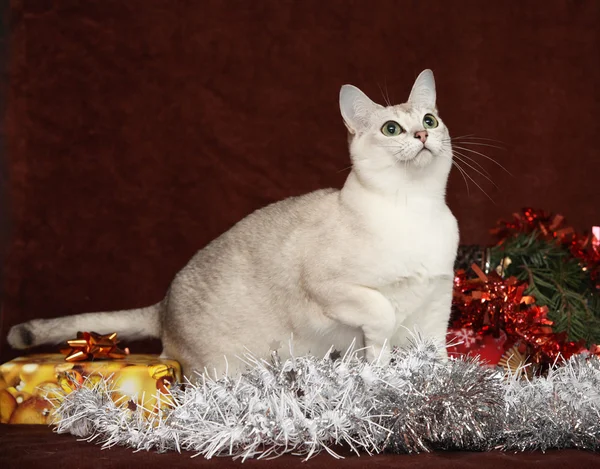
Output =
[{"x1": 414, "y1": 130, "x2": 428, "y2": 143}]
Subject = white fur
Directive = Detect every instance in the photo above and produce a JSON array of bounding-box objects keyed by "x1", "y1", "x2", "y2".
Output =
[{"x1": 8, "y1": 70, "x2": 459, "y2": 379}]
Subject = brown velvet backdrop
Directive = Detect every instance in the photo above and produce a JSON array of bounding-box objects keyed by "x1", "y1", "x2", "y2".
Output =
[{"x1": 1, "y1": 0, "x2": 599, "y2": 363}]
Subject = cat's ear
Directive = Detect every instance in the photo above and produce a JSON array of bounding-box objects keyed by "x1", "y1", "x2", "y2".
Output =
[
  {"x1": 408, "y1": 69, "x2": 436, "y2": 108},
  {"x1": 339, "y1": 85, "x2": 380, "y2": 134}
]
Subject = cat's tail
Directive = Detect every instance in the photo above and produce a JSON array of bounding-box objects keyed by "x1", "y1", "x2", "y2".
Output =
[{"x1": 6, "y1": 303, "x2": 162, "y2": 349}]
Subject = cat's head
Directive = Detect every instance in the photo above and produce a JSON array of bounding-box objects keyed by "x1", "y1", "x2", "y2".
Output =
[{"x1": 340, "y1": 70, "x2": 452, "y2": 193}]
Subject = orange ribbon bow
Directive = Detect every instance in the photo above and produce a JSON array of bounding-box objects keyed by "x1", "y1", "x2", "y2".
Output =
[{"x1": 60, "y1": 331, "x2": 128, "y2": 362}]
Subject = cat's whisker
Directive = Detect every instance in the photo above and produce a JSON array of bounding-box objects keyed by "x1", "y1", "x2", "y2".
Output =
[
  {"x1": 391, "y1": 145, "x2": 410, "y2": 159},
  {"x1": 439, "y1": 152, "x2": 495, "y2": 203},
  {"x1": 384, "y1": 77, "x2": 393, "y2": 106},
  {"x1": 443, "y1": 134, "x2": 506, "y2": 148},
  {"x1": 450, "y1": 160, "x2": 471, "y2": 195},
  {"x1": 377, "y1": 82, "x2": 392, "y2": 107},
  {"x1": 452, "y1": 152, "x2": 498, "y2": 189},
  {"x1": 449, "y1": 133, "x2": 477, "y2": 140},
  {"x1": 455, "y1": 162, "x2": 496, "y2": 204},
  {"x1": 451, "y1": 145, "x2": 513, "y2": 176},
  {"x1": 449, "y1": 140, "x2": 506, "y2": 151},
  {"x1": 340, "y1": 156, "x2": 371, "y2": 172},
  {"x1": 440, "y1": 152, "x2": 471, "y2": 195},
  {"x1": 455, "y1": 138, "x2": 507, "y2": 147},
  {"x1": 337, "y1": 165, "x2": 354, "y2": 173},
  {"x1": 449, "y1": 134, "x2": 506, "y2": 145},
  {"x1": 449, "y1": 149, "x2": 491, "y2": 177}
]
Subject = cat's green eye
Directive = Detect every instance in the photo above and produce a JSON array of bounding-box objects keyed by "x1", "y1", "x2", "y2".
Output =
[
  {"x1": 381, "y1": 121, "x2": 403, "y2": 137},
  {"x1": 423, "y1": 113, "x2": 439, "y2": 129}
]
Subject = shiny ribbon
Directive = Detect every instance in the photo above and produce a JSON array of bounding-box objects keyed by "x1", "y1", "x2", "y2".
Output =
[{"x1": 60, "y1": 331, "x2": 128, "y2": 362}]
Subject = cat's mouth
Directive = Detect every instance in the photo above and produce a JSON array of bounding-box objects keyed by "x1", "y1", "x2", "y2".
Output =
[
  {"x1": 410, "y1": 147, "x2": 434, "y2": 167},
  {"x1": 405, "y1": 147, "x2": 430, "y2": 158},
  {"x1": 395, "y1": 146, "x2": 434, "y2": 166}
]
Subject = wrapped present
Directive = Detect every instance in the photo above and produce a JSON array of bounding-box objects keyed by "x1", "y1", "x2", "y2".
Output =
[
  {"x1": 0, "y1": 353, "x2": 182, "y2": 424},
  {"x1": 447, "y1": 327, "x2": 511, "y2": 366}
]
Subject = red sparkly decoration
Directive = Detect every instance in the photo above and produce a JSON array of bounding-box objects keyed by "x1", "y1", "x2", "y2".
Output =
[
  {"x1": 449, "y1": 264, "x2": 588, "y2": 369},
  {"x1": 491, "y1": 207, "x2": 573, "y2": 242},
  {"x1": 449, "y1": 208, "x2": 600, "y2": 371}
]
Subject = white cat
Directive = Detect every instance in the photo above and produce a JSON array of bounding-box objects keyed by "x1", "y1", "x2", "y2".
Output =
[{"x1": 8, "y1": 70, "x2": 459, "y2": 379}]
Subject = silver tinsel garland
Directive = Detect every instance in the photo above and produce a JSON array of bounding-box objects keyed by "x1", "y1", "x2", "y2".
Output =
[{"x1": 50, "y1": 338, "x2": 600, "y2": 460}]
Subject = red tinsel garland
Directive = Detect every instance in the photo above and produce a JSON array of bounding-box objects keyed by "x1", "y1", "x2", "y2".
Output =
[{"x1": 448, "y1": 208, "x2": 600, "y2": 371}]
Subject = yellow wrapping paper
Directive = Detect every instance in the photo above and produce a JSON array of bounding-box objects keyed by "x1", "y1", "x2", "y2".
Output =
[{"x1": 0, "y1": 354, "x2": 182, "y2": 424}]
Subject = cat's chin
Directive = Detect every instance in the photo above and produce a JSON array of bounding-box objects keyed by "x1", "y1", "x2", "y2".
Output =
[{"x1": 409, "y1": 148, "x2": 433, "y2": 168}]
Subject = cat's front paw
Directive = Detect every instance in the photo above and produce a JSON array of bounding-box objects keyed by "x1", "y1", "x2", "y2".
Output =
[{"x1": 366, "y1": 343, "x2": 391, "y2": 367}]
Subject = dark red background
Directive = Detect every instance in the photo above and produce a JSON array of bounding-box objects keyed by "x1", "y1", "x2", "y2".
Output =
[
  {"x1": 1, "y1": 2, "x2": 600, "y2": 466},
  {"x1": 1, "y1": 0, "x2": 599, "y2": 360}
]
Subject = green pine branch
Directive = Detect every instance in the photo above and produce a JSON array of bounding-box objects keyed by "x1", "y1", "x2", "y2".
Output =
[{"x1": 489, "y1": 230, "x2": 600, "y2": 347}]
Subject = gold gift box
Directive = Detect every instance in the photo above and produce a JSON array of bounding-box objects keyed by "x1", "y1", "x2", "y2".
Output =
[{"x1": 0, "y1": 354, "x2": 182, "y2": 425}]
